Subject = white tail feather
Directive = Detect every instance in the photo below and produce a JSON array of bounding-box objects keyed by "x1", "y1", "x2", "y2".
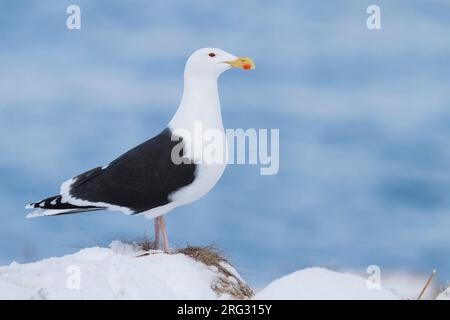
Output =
[{"x1": 26, "y1": 208, "x2": 82, "y2": 218}]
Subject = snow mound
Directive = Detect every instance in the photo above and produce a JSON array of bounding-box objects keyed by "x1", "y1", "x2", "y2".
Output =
[
  {"x1": 254, "y1": 267, "x2": 399, "y2": 300},
  {"x1": 0, "y1": 241, "x2": 250, "y2": 300},
  {"x1": 2, "y1": 243, "x2": 442, "y2": 300},
  {"x1": 375, "y1": 270, "x2": 439, "y2": 300},
  {"x1": 437, "y1": 287, "x2": 450, "y2": 300}
]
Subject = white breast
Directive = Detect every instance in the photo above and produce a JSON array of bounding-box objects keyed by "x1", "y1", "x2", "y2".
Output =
[
  {"x1": 146, "y1": 61, "x2": 229, "y2": 217},
  {"x1": 142, "y1": 133, "x2": 227, "y2": 220},
  {"x1": 170, "y1": 137, "x2": 228, "y2": 206}
]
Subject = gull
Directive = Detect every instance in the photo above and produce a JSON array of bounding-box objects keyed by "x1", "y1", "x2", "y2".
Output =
[{"x1": 26, "y1": 48, "x2": 255, "y2": 253}]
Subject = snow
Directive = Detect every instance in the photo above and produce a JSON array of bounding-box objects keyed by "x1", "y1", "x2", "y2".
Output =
[
  {"x1": 437, "y1": 287, "x2": 450, "y2": 300},
  {"x1": 1, "y1": 243, "x2": 445, "y2": 300},
  {"x1": 374, "y1": 271, "x2": 439, "y2": 300},
  {"x1": 0, "y1": 241, "x2": 240, "y2": 299},
  {"x1": 255, "y1": 267, "x2": 399, "y2": 300}
]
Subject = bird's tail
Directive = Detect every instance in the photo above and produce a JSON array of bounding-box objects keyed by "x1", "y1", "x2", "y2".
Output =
[{"x1": 25, "y1": 195, "x2": 104, "y2": 218}]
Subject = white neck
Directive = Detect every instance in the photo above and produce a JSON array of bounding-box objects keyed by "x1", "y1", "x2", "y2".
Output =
[{"x1": 169, "y1": 73, "x2": 224, "y2": 131}]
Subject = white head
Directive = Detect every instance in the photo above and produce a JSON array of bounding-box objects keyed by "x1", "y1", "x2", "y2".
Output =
[{"x1": 184, "y1": 48, "x2": 255, "y2": 80}]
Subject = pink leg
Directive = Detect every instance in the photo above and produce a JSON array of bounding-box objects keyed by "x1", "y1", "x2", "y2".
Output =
[
  {"x1": 159, "y1": 216, "x2": 170, "y2": 253},
  {"x1": 154, "y1": 217, "x2": 161, "y2": 250}
]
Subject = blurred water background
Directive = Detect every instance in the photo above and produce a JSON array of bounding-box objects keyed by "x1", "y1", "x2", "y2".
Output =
[{"x1": 1, "y1": 0, "x2": 450, "y2": 289}]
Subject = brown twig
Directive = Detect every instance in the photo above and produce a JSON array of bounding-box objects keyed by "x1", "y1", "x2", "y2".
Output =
[{"x1": 417, "y1": 269, "x2": 436, "y2": 300}]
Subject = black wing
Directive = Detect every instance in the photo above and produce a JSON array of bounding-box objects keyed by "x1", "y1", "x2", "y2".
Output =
[{"x1": 67, "y1": 128, "x2": 196, "y2": 213}]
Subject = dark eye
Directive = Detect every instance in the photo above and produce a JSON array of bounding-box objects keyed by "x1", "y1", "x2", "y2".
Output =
[{"x1": 208, "y1": 53, "x2": 216, "y2": 57}]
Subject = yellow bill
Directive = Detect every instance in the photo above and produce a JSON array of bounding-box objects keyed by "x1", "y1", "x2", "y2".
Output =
[{"x1": 226, "y1": 57, "x2": 255, "y2": 70}]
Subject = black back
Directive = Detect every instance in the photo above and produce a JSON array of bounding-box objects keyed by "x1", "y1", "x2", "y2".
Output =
[{"x1": 68, "y1": 128, "x2": 196, "y2": 213}]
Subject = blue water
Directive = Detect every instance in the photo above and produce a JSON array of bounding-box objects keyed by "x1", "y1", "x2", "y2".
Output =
[{"x1": 1, "y1": 0, "x2": 450, "y2": 288}]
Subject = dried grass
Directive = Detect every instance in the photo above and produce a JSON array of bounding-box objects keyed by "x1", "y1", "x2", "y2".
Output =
[
  {"x1": 133, "y1": 235, "x2": 157, "y2": 251},
  {"x1": 176, "y1": 244, "x2": 254, "y2": 299},
  {"x1": 129, "y1": 236, "x2": 254, "y2": 299}
]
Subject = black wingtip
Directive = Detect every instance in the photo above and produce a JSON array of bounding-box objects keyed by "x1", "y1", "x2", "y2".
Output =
[{"x1": 26, "y1": 195, "x2": 100, "y2": 210}]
